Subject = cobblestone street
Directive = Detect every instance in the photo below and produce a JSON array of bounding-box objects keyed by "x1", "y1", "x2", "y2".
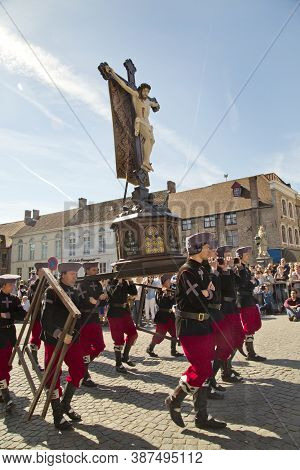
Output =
[{"x1": 0, "y1": 315, "x2": 299, "y2": 450}]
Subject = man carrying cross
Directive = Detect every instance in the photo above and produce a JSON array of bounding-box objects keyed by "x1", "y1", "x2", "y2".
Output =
[
  {"x1": 165, "y1": 233, "x2": 227, "y2": 430},
  {"x1": 0, "y1": 274, "x2": 27, "y2": 411},
  {"x1": 77, "y1": 262, "x2": 107, "y2": 387}
]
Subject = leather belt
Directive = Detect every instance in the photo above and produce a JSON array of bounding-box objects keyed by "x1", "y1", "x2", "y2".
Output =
[
  {"x1": 208, "y1": 303, "x2": 221, "y2": 310},
  {"x1": 0, "y1": 324, "x2": 14, "y2": 329},
  {"x1": 111, "y1": 303, "x2": 128, "y2": 308},
  {"x1": 223, "y1": 297, "x2": 235, "y2": 302},
  {"x1": 176, "y1": 311, "x2": 210, "y2": 322},
  {"x1": 159, "y1": 308, "x2": 173, "y2": 313}
]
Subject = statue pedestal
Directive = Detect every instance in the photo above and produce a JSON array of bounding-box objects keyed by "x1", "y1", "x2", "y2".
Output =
[
  {"x1": 111, "y1": 205, "x2": 185, "y2": 276},
  {"x1": 256, "y1": 256, "x2": 272, "y2": 268}
]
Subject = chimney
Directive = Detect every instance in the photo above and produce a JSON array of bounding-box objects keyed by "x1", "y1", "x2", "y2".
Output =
[
  {"x1": 32, "y1": 209, "x2": 40, "y2": 220},
  {"x1": 167, "y1": 181, "x2": 176, "y2": 193},
  {"x1": 79, "y1": 198, "x2": 87, "y2": 209},
  {"x1": 249, "y1": 176, "x2": 259, "y2": 208},
  {"x1": 24, "y1": 210, "x2": 32, "y2": 225}
]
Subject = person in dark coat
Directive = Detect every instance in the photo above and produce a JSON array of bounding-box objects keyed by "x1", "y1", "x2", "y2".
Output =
[
  {"x1": 146, "y1": 274, "x2": 183, "y2": 358},
  {"x1": 107, "y1": 278, "x2": 138, "y2": 374},
  {"x1": 77, "y1": 262, "x2": 106, "y2": 387},
  {"x1": 0, "y1": 274, "x2": 26, "y2": 410},
  {"x1": 165, "y1": 233, "x2": 226, "y2": 430},
  {"x1": 41, "y1": 262, "x2": 84, "y2": 430}
]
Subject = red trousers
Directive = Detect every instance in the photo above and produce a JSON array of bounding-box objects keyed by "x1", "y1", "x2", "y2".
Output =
[
  {"x1": 152, "y1": 319, "x2": 176, "y2": 345},
  {"x1": 44, "y1": 342, "x2": 85, "y2": 397},
  {"x1": 80, "y1": 322, "x2": 105, "y2": 360},
  {"x1": 227, "y1": 313, "x2": 245, "y2": 349},
  {"x1": 0, "y1": 344, "x2": 13, "y2": 386},
  {"x1": 29, "y1": 320, "x2": 42, "y2": 349},
  {"x1": 212, "y1": 317, "x2": 233, "y2": 361},
  {"x1": 240, "y1": 305, "x2": 262, "y2": 336},
  {"x1": 179, "y1": 334, "x2": 214, "y2": 388},
  {"x1": 108, "y1": 313, "x2": 138, "y2": 347}
]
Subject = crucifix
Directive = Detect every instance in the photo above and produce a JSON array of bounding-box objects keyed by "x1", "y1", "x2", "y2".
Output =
[{"x1": 98, "y1": 59, "x2": 160, "y2": 203}]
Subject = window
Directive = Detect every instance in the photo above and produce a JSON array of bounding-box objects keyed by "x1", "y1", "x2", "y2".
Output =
[
  {"x1": 182, "y1": 219, "x2": 192, "y2": 231},
  {"x1": 1, "y1": 253, "x2": 7, "y2": 267},
  {"x1": 17, "y1": 240, "x2": 23, "y2": 261},
  {"x1": 281, "y1": 225, "x2": 287, "y2": 243},
  {"x1": 68, "y1": 232, "x2": 76, "y2": 256},
  {"x1": 17, "y1": 267, "x2": 22, "y2": 278},
  {"x1": 295, "y1": 229, "x2": 299, "y2": 246},
  {"x1": 28, "y1": 267, "x2": 35, "y2": 278},
  {"x1": 282, "y1": 199, "x2": 287, "y2": 216},
  {"x1": 225, "y1": 212, "x2": 237, "y2": 226},
  {"x1": 99, "y1": 262, "x2": 106, "y2": 273},
  {"x1": 226, "y1": 230, "x2": 239, "y2": 247},
  {"x1": 29, "y1": 238, "x2": 35, "y2": 261},
  {"x1": 41, "y1": 236, "x2": 48, "y2": 259},
  {"x1": 98, "y1": 228, "x2": 106, "y2": 253},
  {"x1": 288, "y1": 227, "x2": 293, "y2": 245},
  {"x1": 289, "y1": 202, "x2": 294, "y2": 219},
  {"x1": 55, "y1": 234, "x2": 62, "y2": 258},
  {"x1": 83, "y1": 231, "x2": 91, "y2": 254},
  {"x1": 204, "y1": 215, "x2": 216, "y2": 228}
]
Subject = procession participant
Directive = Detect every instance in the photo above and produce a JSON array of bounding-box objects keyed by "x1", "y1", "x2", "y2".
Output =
[
  {"x1": 28, "y1": 262, "x2": 49, "y2": 371},
  {"x1": 0, "y1": 274, "x2": 26, "y2": 410},
  {"x1": 214, "y1": 246, "x2": 244, "y2": 383},
  {"x1": 146, "y1": 274, "x2": 183, "y2": 358},
  {"x1": 77, "y1": 262, "x2": 107, "y2": 387},
  {"x1": 165, "y1": 233, "x2": 227, "y2": 430},
  {"x1": 107, "y1": 278, "x2": 138, "y2": 374},
  {"x1": 41, "y1": 262, "x2": 84, "y2": 430},
  {"x1": 235, "y1": 247, "x2": 266, "y2": 361}
]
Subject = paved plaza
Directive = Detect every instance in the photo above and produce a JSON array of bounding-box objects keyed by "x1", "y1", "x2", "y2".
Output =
[{"x1": 0, "y1": 315, "x2": 299, "y2": 450}]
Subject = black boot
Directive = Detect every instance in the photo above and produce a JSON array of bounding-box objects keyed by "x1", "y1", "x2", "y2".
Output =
[
  {"x1": 1, "y1": 386, "x2": 14, "y2": 411},
  {"x1": 146, "y1": 343, "x2": 158, "y2": 358},
  {"x1": 122, "y1": 343, "x2": 136, "y2": 367},
  {"x1": 170, "y1": 338, "x2": 184, "y2": 357},
  {"x1": 51, "y1": 398, "x2": 73, "y2": 430},
  {"x1": 228, "y1": 349, "x2": 241, "y2": 376},
  {"x1": 82, "y1": 357, "x2": 97, "y2": 387},
  {"x1": 29, "y1": 344, "x2": 44, "y2": 372},
  {"x1": 245, "y1": 337, "x2": 266, "y2": 362},
  {"x1": 207, "y1": 359, "x2": 226, "y2": 392},
  {"x1": 115, "y1": 346, "x2": 127, "y2": 374},
  {"x1": 221, "y1": 360, "x2": 243, "y2": 383},
  {"x1": 194, "y1": 387, "x2": 227, "y2": 430},
  {"x1": 165, "y1": 383, "x2": 188, "y2": 428},
  {"x1": 61, "y1": 383, "x2": 81, "y2": 422}
]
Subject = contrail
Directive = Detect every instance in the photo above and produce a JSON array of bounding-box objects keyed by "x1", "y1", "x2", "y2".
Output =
[{"x1": 12, "y1": 156, "x2": 73, "y2": 201}]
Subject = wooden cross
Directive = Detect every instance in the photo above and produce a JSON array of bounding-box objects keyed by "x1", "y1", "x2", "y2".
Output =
[{"x1": 124, "y1": 59, "x2": 137, "y2": 89}]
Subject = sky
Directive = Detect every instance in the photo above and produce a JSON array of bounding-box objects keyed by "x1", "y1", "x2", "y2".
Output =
[{"x1": 0, "y1": 0, "x2": 300, "y2": 223}]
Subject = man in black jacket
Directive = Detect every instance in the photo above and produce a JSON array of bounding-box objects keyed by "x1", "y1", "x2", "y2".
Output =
[
  {"x1": 41, "y1": 262, "x2": 84, "y2": 430},
  {"x1": 107, "y1": 278, "x2": 138, "y2": 374},
  {"x1": 165, "y1": 233, "x2": 226, "y2": 430},
  {"x1": 0, "y1": 274, "x2": 26, "y2": 410}
]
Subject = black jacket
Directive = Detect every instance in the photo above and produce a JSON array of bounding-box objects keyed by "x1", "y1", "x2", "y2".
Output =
[
  {"x1": 107, "y1": 280, "x2": 137, "y2": 318},
  {"x1": 154, "y1": 289, "x2": 175, "y2": 324},
  {"x1": 77, "y1": 277, "x2": 104, "y2": 325},
  {"x1": 0, "y1": 290, "x2": 26, "y2": 348}
]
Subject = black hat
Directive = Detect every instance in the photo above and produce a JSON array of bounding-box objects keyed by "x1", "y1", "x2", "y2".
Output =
[
  {"x1": 0, "y1": 274, "x2": 20, "y2": 286},
  {"x1": 34, "y1": 262, "x2": 48, "y2": 271},
  {"x1": 83, "y1": 262, "x2": 99, "y2": 271},
  {"x1": 58, "y1": 263, "x2": 82, "y2": 273},
  {"x1": 217, "y1": 245, "x2": 233, "y2": 258},
  {"x1": 236, "y1": 246, "x2": 252, "y2": 258},
  {"x1": 186, "y1": 232, "x2": 218, "y2": 255}
]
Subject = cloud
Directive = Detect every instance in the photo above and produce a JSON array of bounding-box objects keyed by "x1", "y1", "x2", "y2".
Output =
[
  {"x1": 0, "y1": 25, "x2": 111, "y2": 121},
  {"x1": 11, "y1": 156, "x2": 73, "y2": 201},
  {"x1": 1, "y1": 80, "x2": 69, "y2": 129}
]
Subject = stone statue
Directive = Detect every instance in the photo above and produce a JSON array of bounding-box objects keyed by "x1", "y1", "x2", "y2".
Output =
[
  {"x1": 103, "y1": 63, "x2": 160, "y2": 173},
  {"x1": 256, "y1": 225, "x2": 268, "y2": 257}
]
